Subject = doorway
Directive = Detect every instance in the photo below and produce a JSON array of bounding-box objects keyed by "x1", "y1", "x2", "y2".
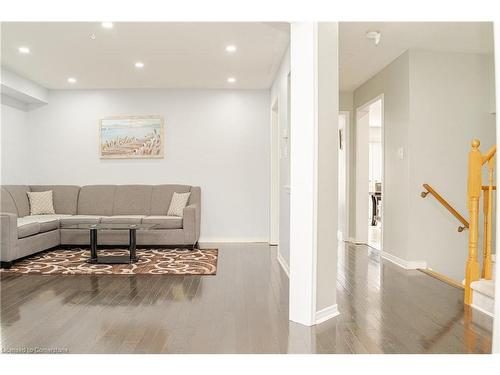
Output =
[{"x1": 355, "y1": 95, "x2": 384, "y2": 251}]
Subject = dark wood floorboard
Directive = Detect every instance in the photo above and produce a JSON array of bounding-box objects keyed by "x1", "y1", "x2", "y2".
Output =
[{"x1": 0, "y1": 242, "x2": 493, "y2": 353}]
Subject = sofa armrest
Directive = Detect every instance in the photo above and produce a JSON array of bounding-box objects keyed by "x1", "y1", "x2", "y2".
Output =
[
  {"x1": 183, "y1": 204, "x2": 200, "y2": 245},
  {"x1": 1, "y1": 212, "x2": 18, "y2": 262}
]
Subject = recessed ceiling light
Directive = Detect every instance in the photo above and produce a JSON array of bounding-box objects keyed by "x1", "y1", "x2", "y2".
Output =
[
  {"x1": 134, "y1": 62, "x2": 144, "y2": 69},
  {"x1": 366, "y1": 31, "x2": 381, "y2": 46},
  {"x1": 67, "y1": 77, "x2": 77, "y2": 84},
  {"x1": 101, "y1": 22, "x2": 114, "y2": 29},
  {"x1": 18, "y1": 46, "x2": 30, "y2": 54},
  {"x1": 225, "y1": 45, "x2": 237, "y2": 53},
  {"x1": 227, "y1": 77, "x2": 236, "y2": 83}
]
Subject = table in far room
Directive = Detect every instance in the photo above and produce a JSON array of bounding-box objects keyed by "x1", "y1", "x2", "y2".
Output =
[{"x1": 369, "y1": 192, "x2": 382, "y2": 226}]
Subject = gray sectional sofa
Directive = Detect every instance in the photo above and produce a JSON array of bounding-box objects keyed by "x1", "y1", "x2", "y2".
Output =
[{"x1": 0, "y1": 184, "x2": 201, "y2": 268}]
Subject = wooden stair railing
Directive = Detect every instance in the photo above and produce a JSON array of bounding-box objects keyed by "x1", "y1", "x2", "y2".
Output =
[
  {"x1": 421, "y1": 184, "x2": 469, "y2": 232},
  {"x1": 465, "y1": 139, "x2": 496, "y2": 305}
]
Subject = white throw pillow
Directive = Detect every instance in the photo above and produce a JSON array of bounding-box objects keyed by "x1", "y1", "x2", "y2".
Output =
[
  {"x1": 167, "y1": 192, "x2": 191, "y2": 217},
  {"x1": 27, "y1": 190, "x2": 56, "y2": 215}
]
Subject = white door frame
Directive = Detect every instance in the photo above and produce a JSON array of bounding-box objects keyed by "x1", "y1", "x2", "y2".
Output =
[
  {"x1": 492, "y1": 22, "x2": 499, "y2": 353},
  {"x1": 339, "y1": 111, "x2": 350, "y2": 241},
  {"x1": 270, "y1": 97, "x2": 280, "y2": 245},
  {"x1": 355, "y1": 94, "x2": 385, "y2": 251}
]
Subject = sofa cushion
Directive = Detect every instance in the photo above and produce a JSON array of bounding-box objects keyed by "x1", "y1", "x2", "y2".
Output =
[
  {"x1": 27, "y1": 190, "x2": 56, "y2": 215},
  {"x1": 3, "y1": 185, "x2": 31, "y2": 217},
  {"x1": 77, "y1": 185, "x2": 116, "y2": 216},
  {"x1": 112, "y1": 185, "x2": 153, "y2": 215},
  {"x1": 150, "y1": 185, "x2": 191, "y2": 215},
  {"x1": 142, "y1": 216, "x2": 183, "y2": 229},
  {"x1": 60, "y1": 215, "x2": 103, "y2": 225},
  {"x1": 17, "y1": 221, "x2": 40, "y2": 238},
  {"x1": 17, "y1": 215, "x2": 66, "y2": 233},
  {"x1": 100, "y1": 215, "x2": 145, "y2": 224},
  {"x1": 28, "y1": 214, "x2": 72, "y2": 221},
  {"x1": 30, "y1": 185, "x2": 81, "y2": 214},
  {"x1": 167, "y1": 192, "x2": 191, "y2": 217},
  {"x1": 39, "y1": 220, "x2": 59, "y2": 233}
]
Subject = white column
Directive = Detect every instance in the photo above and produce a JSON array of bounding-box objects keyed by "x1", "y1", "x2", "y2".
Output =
[{"x1": 289, "y1": 22, "x2": 339, "y2": 326}]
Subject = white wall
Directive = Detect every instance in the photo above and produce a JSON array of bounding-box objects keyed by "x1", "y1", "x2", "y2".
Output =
[
  {"x1": 337, "y1": 113, "x2": 347, "y2": 239},
  {"x1": 340, "y1": 91, "x2": 355, "y2": 239},
  {"x1": 316, "y1": 22, "x2": 339, "y2": 313},
  {"x1": 340, "y1": 92, "x2": 353, "y2": 111},
  {"x1": 408, "y1": 51, "x2": 496, "y2": 279},
  {"x1": 0, "y1": 103, "x2": 30, "y2": 184},
  {"x1": 17, "y1": 89, "x2": 270, "y2": 242},
  {"x1": 270, "y1": 46, "x2": 291, "y2": 270}
]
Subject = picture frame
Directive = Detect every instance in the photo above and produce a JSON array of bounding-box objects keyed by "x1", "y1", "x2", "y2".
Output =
[{"x1": 99, "y1": 115, "x2": 165, "y2": 159}]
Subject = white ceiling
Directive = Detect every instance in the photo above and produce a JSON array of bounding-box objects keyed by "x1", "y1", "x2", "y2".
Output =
[
  {"x1": 340, "y1": 22, "x2": 494, "y2": 92},
  {"x1": 1, "y1": 22, "x2": 290, "y2": 90}
]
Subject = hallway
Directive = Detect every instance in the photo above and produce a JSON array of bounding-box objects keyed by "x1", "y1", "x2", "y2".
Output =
[
  {"x1": 334, "y1": 243, "x2": 492, "y2": 353},
  {"x1": 0, "y1": 243, "x2": 493, "y2": 353}
]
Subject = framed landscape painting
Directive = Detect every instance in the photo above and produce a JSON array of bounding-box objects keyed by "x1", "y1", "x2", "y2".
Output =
[{"x1": 99, "y1": 116, "x2": 164, "y2": 159}]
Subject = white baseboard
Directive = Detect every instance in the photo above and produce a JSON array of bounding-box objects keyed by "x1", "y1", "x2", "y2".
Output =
[
  {"x1": 198, "y1": 238, "x2": 269, "y2": 246},
  {"x1": 381, "y1": 251, "x2": 427, "y2": 270},
  {"x1": 277, "y1": 249, "x2": 290, "y2": 278},
  {"x1": 471, "y1": 303, "x2": 495, "y2": 318},
  {"x1": 471, "y1": 286, "x2": 495, "y2": 317},
  {"x1": 315, "y1": 304, "x2": 340, "y2": 325}
]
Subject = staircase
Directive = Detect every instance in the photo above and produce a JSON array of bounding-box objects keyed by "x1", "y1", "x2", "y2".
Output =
[
  {"x1": 470, "y1": 254, "x2": 496, "y2": 317},
  {"x1": 422, "y1": 140, "x2": 497, "y2": 317},
  {"x1": 465, "y1": 139, "x2": 496, "y2": 317}
]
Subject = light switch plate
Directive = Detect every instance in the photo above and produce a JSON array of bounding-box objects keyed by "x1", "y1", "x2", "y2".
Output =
[{"x1": 397, "y1": 147, "x2": 405, "y2": 160}]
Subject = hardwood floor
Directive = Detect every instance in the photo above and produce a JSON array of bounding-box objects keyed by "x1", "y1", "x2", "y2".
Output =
[{"x1": 0, "y1": 242, "x2": 493, "y2": 353}]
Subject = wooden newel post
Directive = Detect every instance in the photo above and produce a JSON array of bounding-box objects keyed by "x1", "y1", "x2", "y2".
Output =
[{"x1": 465, "y1": 139, "x2": 482, "y2": 305}]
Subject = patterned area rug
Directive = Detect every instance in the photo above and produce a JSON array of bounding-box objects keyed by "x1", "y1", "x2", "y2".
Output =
[{"x1": 2, "y1": 248, "x2": 218, "y2": 275}]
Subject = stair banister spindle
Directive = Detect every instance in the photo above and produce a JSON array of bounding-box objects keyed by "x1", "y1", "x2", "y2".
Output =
[
  {"x1": 483, "y1": 157, "x2": 494, "y2": 280},
  {"x1": 482, "y1": 188, "x2": 489, "y2": 279},
  {"x1": 465, "y1": 139, "x2": 482, "y2": 305}
]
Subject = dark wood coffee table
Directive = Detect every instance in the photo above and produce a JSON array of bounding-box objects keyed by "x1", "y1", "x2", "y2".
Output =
[{"x1": 61, "y1": 223, "x2": 158, "y2": 264}]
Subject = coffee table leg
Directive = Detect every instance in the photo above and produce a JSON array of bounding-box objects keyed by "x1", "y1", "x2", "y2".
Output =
[
  {"x1": 129, "y1": 228, "x2": 137, "y2": 262},
  {"x1": 90, "y1": 228, "x2": 98, "y2": 263}
]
